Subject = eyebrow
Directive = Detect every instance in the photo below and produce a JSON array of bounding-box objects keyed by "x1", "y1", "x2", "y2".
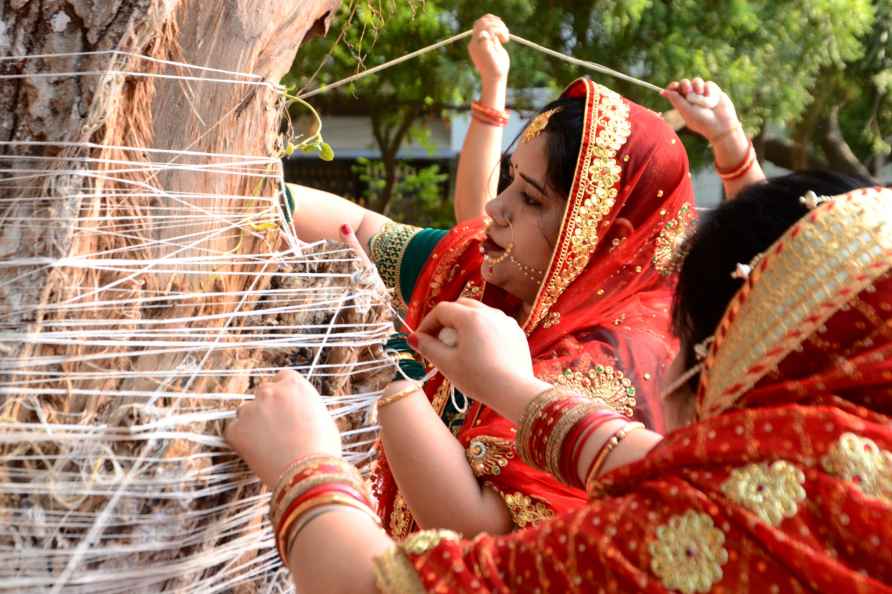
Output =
[{"x1": 519, "y1": 172, "x2": 547, "y2": 196}]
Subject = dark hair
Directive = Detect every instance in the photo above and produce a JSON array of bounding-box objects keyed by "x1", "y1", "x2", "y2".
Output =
[
  {"x1": 672, "y1": 170, "x2": 875, "y2": 379},
  {"x1": 498, "y1": 96, "x2": 586, "y2": 198}
]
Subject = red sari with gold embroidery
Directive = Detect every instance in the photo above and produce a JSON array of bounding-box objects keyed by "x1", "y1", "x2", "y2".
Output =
[
  {"x1": 373, "y1": 79, "x2": 696, "y2": 537},
  {"x1": 373, "y1": 188, "x2": 892, "y2": 594}
]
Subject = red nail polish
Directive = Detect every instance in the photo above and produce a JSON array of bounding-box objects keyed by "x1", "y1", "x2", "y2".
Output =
[
  {"x1": 407, "y1": 333, "x2": 418, "y2": 348},
  {"x1": 340, "y1": 224, "x2": 351, "y2": 236}
]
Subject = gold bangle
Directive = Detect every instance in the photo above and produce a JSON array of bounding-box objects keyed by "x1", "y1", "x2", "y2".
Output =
[
  {"x1": 377, "y1": 385, "x2": 421, "y2": 410},
  {"x1": 277, "y1": 494, "x2": 379, "y2": 562},
  {"x1": 284, "y1": 503, "x2": 382, "y2": 559},
  {"x1": 585, "y1": 421, "x2": 645, "y2": 489},
  {"x1": 515, "y1": 386, "x2": 567, "y2": 467},
  {"x1": 271, "y1": 456, "x2": 356, "y2": 512},
  {"x1": 545, "y1": 402, "x2": 595, "y2": 483},
  {"x1": 271, "y1": 471, "x2": 366, "y2": 527}
]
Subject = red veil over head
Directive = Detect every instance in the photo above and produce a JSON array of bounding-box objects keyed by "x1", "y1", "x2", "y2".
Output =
[
  {"x1": 374, "y1": 79, "x2": 696, "y2": 536},
  {"x1": 376, "y1": 191, "x2": 892, "y2": 594}
]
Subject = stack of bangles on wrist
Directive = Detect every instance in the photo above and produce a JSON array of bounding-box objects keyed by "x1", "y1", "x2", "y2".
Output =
[
  {"x1": 270, "y1": 454, "x2": 380, "y2": 563},
  {"x1": 516, "y1": 387, "x2": 645, "y2": 490},
  {"x1": 715, "y1": 140, "x2": 756, "y2": 182},
  {"x1": 471, "y1": 100, "x2": 510, "y2": 127}
]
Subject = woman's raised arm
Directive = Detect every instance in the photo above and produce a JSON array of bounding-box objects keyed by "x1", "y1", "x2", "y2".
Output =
[
  {"x1": 662, "y1": 78, "x2": 766, "y2": 199},
  {"x1": 287, "y1": 183, "x2": 391, "y2": 254},
  {"x1": 453, "y1": 15, "x2": 511, "y2": 222}
]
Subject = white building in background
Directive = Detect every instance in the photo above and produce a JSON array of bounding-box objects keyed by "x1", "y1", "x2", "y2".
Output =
[{"x1": 286, "y1": 100, "x2": 793, "y2": 212}]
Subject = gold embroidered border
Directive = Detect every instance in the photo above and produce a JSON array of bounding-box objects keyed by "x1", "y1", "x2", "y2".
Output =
[
  {"x1": 369, "y1": 222, "x2": 422, "y2": 305},
  {"x1": 524, "y1": 81, "x2": 632, "y2": 332},
  {"x1": 373, "y1": 546, "x2": 428, "y2": 594},
  {"x1": 699, "y1": 188, "x2": 892, "y2": 418}
]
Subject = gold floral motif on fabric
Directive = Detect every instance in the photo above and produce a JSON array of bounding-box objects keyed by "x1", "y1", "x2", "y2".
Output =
[
  {"x1": 368, "y1": 222, "x2": 422, "y2": 302},
  {"x1": 552, "y1": 364, "x2": 637, "y2": 417},
  {"x1": 488, "y1": 484, "x2": 555, "y2": 528},
  {"x1": 649, "y1": 510, "x2": 729, "y2": 594},
  {"x1": 460, "y1": 280, "x2": 484, "y2": 300},
  {"x1": 389, "y1": 493, "x2": 415, "y2": 539},
  {"x1": 400, "y1": 529, "x2": 461, "y2": 555},
  {"x1": 466, "y1": 436, "x2": 515, "y2": 477},
  {"x1": 542, "y1": 311, "x2": 561, "y2": 328},
  {"x1": 720, "y1": 461, "x2": 806, "y2": 526},
  {"x1": 699, "y1": 188, "x2": 892, "y2": 417},
  {"x1": 373, "y1": 546, "x2": 428, "y2": 594},
  {"x1": 525, "y1": 82, "x2": 632, "y2": 332},
  {"x1": 821, "y1": 432, "x2": 892, "y2": 503},
  {"x1": 653, "y1": 203, "x2": 694, "y2": 276}
]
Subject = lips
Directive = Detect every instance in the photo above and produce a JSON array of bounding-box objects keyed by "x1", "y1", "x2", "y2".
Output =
[{"x1": 481, "y1": 235, "x2": 504, "y2": 255}]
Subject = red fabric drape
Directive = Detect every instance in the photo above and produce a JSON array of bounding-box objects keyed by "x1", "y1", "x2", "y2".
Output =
[
  {"x1": 373, "y1": 79, "x2": 696, "y2": 536},
  {"x1": 385, "y1": 188, "x2": 892, "y2": 594}
]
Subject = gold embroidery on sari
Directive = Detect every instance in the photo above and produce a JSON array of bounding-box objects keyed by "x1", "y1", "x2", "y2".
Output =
[
  {"x1": 430, "y1": 380, "x2": 451, "y2": 417},
  {"x1": 720, "y1": 461, "x2": 806, "y2": 525},
  {"x1": 389, "y1": 493, "x2": 415, "y2": 539},
  {"x1": 487, "y1": 483, "x2": 555, "y2": 528},
  {"x1": 700, "y1": 188, "x2": 892, "y2": 417},
  {"x1": 525, "y1": 82, "x2": 632, "y2": 332},
  {"x1": 466, "y1": 436, "x2": 515, "y2": 477},
  {"x1": 400, "y1": 529, "x2": 461, "y2": 555},
  {"x1": 649, "y1": 510, "x2": 728, "y2": 594},
  {"x1": 369, "y1": 222, "x2": 422, "y2": 302},
  {"x1": 821, "y1": 432, "x2": 892, "y2": 503},
  {"x1": 460, "y1": 280, "x2": 484, "y2": 300},
  {"x1": 653, "y1": 203, "x2": 694, "y2": 276},
  {"x1": 542, "y1": 311, "x2": 561, "y2": 328},
  {"x1": 373, "y1": 546, "x2": 428, "y2": 594},
  {"x1": 552, "y1": 364, "x2": 637, "y2": 417}
]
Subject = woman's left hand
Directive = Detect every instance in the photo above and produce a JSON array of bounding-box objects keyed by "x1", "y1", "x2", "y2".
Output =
[{"x1": 225, "y1": 369, "x2": 342, "y2": 488}]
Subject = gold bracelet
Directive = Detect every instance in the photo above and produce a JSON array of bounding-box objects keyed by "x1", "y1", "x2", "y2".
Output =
[
  {"x1": 584, "y1": 421, "x2": 645, "y2": 489},
  {"x1": 377, "y1": 385, "x2": 421, "y2": 410}
]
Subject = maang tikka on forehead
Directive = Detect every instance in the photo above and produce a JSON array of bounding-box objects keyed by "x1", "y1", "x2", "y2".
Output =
[{"x1": 521, "y1": 107, "x2": 562, "y2": 144}]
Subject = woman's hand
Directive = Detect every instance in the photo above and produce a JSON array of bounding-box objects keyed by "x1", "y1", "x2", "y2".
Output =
[
  {"x1": 469, "y1": 14, "x2": 510, "y2": 86},
  {"x1": 661, "y1": 78, "x2": 741, "y2": 143},
  {"x1": 411, "y1": 299, "x2": 550, "y2": 421},
  {"x1": 225, "y1": 369, "x2": 341, "y2": 488}
]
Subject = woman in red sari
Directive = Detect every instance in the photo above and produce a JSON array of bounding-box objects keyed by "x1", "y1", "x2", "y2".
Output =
[
  {"x1": 372, "y1": 76, "x2": 697, "y2": 538},
  {"x1": 226, "y1": 175, "x2": 892, "y2": 594}
]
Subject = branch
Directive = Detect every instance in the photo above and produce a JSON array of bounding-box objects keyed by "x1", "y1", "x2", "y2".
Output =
[
  {"x1": 759, "y1": 136, "x2": 826, "y2": 171},
  {"x1": 820, "y1": 105, "x2": 875, "y2": 180}
]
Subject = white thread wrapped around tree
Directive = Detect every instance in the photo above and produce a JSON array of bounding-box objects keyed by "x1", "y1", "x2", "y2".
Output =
[{"x1": 0, "y1": 1, "x2": 391, "y2": 592}]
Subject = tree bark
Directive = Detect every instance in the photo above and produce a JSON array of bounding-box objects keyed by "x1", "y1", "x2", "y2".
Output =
[{"x1": 0, "y1": 2, "x2": 391, "y2": 594}]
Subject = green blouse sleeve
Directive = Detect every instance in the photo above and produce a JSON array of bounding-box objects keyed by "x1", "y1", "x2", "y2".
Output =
[{"x1": 368, "y1": 222, "x2": 447, "y2": 305}]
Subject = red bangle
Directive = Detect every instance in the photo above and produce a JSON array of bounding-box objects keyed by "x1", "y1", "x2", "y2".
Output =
[
  {"x1": 559, "y1": 410, "x2": 624, "y2": 488},
  {"x1": 471, "y1": 100, "x2": 510, "y2": 126},
  {"x1": 716, "y1": 143, "x2": 756, "y2": 180},
  {"x1": 276, "y1": 483, "x2": 371, "y2": 537},
  {"x1": 528, "y1": 397, "x2": 579, "y2": 470}
]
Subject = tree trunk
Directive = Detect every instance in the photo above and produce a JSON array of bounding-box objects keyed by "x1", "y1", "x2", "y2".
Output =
[{"x1": 0, "y1": 2, "x2": 392, "y2": 593}]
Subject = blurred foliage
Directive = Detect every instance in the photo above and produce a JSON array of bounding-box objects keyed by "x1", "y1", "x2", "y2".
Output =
[{"x1": 288, "y1": 0, "x2": 888, "y2": 225}]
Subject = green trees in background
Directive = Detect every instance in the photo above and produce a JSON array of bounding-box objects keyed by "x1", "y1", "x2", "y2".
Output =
[{"x1": 288, "y1": 0, "x2": 889, "y2": 224}]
